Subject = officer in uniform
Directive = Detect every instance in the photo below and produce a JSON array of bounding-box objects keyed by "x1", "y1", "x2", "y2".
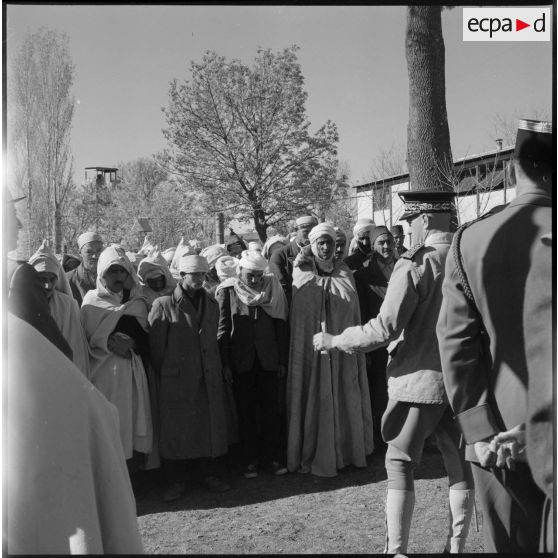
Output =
[
  {"x1": 437, "y1": 119, "x2": 552, "y2": 553},
  {"x1": 314, "y1": 191, "x2": 474, "y2": 554}
]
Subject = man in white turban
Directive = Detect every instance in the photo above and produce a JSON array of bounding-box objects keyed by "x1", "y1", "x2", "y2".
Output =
[
  {"x1": 29, "y1": 241, "x2": 90, "y2": 376},
  {"x1": 67, "y1": 231, "x2": 104, "y2": 306},
  {"x1": 344, "y1": 218, "x2": 376, "y2": 272},
  {"x1": 200, "y1": 244, "x2": 229, "y2": 297},
  {"x1": 137, "y1": 249, "x2": 176, "y2": 309},
  {"x1": 81, "y1": 245, "x2": 154, "y2": 468},
  {"x1": 287, "y1": 223, "x2": 373, "y2": 477},
  {"x1": 149, "y1": 254, "x2": 233, "y2": 500},
  {"x1": 216, "y1": 250, "x2": 289, "y2": 478},
  {"x1": 269, "y1": 215, "x2": 318, "y2": 303},
  {"x1": 215, "y1": 255, "x2": 239, "y2": 282}
]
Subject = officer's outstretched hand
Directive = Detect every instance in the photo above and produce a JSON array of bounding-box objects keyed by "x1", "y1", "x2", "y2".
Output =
[{"x1": 313, "y1": 332, "x2": 334, "y2": 351}]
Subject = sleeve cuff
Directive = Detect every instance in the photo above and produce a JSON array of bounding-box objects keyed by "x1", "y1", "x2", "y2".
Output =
[{"x1": 455, "y1": 404, "x2": 500, "y2": 444}]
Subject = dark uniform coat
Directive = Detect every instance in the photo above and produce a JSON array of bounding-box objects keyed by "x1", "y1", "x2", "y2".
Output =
[
  {"x1": 437, "y1": 189, "x2": 551, "y2": 553},
  {"x1": 343, "y1": 247, "x2": 373, "y2": 272},
  {"x1": 148, "y1": 285, "x2": 229, "y2": 460}
]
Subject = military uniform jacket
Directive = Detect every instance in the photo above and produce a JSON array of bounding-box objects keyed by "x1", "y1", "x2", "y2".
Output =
[
  {"x1": 437, "y1": 190, "x2": 552, "y2": 454},
  {"x1": 334, "y1": 232, "x2": 453, "y2": 404}
]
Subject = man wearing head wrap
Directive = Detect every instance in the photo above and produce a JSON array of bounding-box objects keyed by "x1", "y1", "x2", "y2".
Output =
[
  {"x1": 333, "y1": 227, "x2": 347, "y2": 260},
  {"x1": 216, "y1": 250, "x2": 289, "y2": 479},
  {"x1": 6, "y1": 193, "x2": 73, "y2": 360},
  {"x1": 315, "y1": 192, "x2": 474, "y2": 554},
  {"x1": 200, "y1": 244, "x2": 229, "y2": 297},
  {"x1": 438, "y1": 119, "x2": 552, "y2": 553},
  {"x1": 226, "y1": 228, "x2": 247, "y2": 259},
  {"x1": 247, "y1": 240, "x2": 263, "y2": 253},
  {"x1": 391, "y1": 224, "x2": 408, "y2": 256},
  {"x1": 353, "y1": 225, "x2": 396, "y2": 457},
  {"x1": 6, "y1": 312, "x2": 144, "y2": 554},
  {"x1": 261, "y1": 234, "x2": 288, "y2": 260},
  {"x1": 66, "y1": 231, "x2": 104, "y2": 306},
  {"x1": 81, "y1": 245, "x2": 154, "y2": 469},
  {"x1": 286, "y1": 223, "x2": 373, "y2": 477},
  {"x1": 343, "y1": 218, "x2": 376, "y2": 272},
  {"x1": 29, "y1": 241, "x2": 90, "y2": 376},
  {"x1": 269, "y1": 214, "x2": 318, "y2": 304},
  {"x1": 169, "y1": 237, "x2": 197, "y2": 279},
  {"x1": 137, "y1": 250, "x2": 177, "y2": 309},
  {"x1": 149, "y1": 254, "x2": 233, "y2": 500}
]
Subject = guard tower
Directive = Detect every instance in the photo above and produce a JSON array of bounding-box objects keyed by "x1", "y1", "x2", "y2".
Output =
[{"x1": 84, "y1": 166, "x2": 119, "y2": 228}]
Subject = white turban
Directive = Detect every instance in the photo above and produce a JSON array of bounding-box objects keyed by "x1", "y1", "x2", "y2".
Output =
[
  {"x1": 215, "y1": 255, "x2": 238, "y2": 281},
  {"x1": 178, "y1": 255, "x2": 209, "y2": 274},
  {"x1": 296, "y1": 215, "x2": 318, "y2": 228},
  {"x1": 200, "y1": 244, "x2": 229, "y2": 268},
  {"x1": 77, "y1": 231, "x2": 104, "y2": 251},
  {"x1": 29, "y1": 243, "x2": 59, "y2": 275},
  {"x1": 238, "y1": 250, "x2": 268, "y2": 272},
  {"x1": 308, "y1": 223, "x2": 336, "y2": 245},
  {"x1": 352, "y1": 218, "x2": 375, "y2": 238}
]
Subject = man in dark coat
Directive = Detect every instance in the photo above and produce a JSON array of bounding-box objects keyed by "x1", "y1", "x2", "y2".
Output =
[
  {"x1": 390, "y1": 224, "x2": 408, "y2": 256},
  {"x1": 225, "y1": 228, "x2": 247, "y2": 259},
  {"x1": 344, "y1": 217, "x2": 375, "y2": 271},
  {"x1": 7, "y1": 193, "x2": 72, "y2": 360},
  {"x1": 269, "y1": 215, "x2": 317, "y2": 303},
  {"x1": 216, "y1": 250, "x2": 289, "y2": 478},
  {"x1": 66, "y1": 231, "x2": 104, "y2": 306},
  {"x1": 437, "y1": 119, "x2": 552, "y2": 553}
]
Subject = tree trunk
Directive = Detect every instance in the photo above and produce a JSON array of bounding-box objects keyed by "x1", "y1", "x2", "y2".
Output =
[
  {"x1": 53, "y1": 202, "x2": 62, "y2": 253},
  {"x1": 253, "y1": 207, "x2": 268, "y2": 242},
  {"x1": 406, "y1": 6, "x2": 457, "y2": 228}
]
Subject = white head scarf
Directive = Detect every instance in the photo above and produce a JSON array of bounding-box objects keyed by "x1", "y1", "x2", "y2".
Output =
[
  {"x1": 308, "y1": 223, "x2": 336, "y2": 273},
  {"x1": 215, "y1": 255, "x2": 238, "y2": 281},
  {"x1": 238, "y1": 250, "x2": 268, "y2": 272},
  {"x1": 96, "y1": 244, "x2": 141, "y2": 302},
  {"x1": 178, "y1": 255, "x2": 210, "y2": 274},
  {"x1": 352, "y1": 218, "x2": 375, "y2": 239},
  {"x1": 28, "y1": 240, "x2": 72, "y2": 296},
  {"x1": 200, "y1": 244, "x2": 229, "y2": 268},
  {"x1": 261, "y1": 235, "x2": 288, "y2": 259}
]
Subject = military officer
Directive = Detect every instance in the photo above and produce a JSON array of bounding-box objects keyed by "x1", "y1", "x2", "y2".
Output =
[
  {"x1": 437, "y1": 119, "x2": 552, "y2": 553},
  {"x1": 314, "y1": 191, "x2": 474, "y2": 554}
]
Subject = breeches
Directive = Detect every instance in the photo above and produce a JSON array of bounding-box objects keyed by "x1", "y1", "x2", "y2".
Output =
[{"x1": 383, "y1": 400, "x2": 473, "y2": 491}]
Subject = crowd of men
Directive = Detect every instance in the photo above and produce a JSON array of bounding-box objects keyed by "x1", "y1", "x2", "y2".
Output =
[{"x1": 5, "y1": 119, "x2": 553, "y2": 554}]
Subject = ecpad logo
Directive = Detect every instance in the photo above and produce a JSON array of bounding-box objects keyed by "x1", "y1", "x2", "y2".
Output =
[{"x1": 463, "y1": 8, "x2": 551, "y2": 41}]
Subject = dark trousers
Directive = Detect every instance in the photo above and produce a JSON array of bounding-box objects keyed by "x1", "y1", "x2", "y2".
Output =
[
  {"x1": 233, "y1": 358, "x2": 283, "y2": 466},
  {"x1": 472, "y1": 461, "x2": 546, "y2": 553},
  {"x1": 366, "y1": 349, "x2": 389, "y2": 452}
]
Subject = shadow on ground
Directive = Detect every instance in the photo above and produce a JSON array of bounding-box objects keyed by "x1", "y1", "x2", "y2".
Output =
[{"x1": 135, "y1": 448, "x2": 447, "y2": 517}]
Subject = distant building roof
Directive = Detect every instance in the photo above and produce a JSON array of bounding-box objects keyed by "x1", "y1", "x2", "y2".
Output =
[
  {"x1": 85, "y1": 166, "x2": 118, "y2": 172},
  {"x1": 355, "y1": 146, "x2": 514, "y2": 193}
]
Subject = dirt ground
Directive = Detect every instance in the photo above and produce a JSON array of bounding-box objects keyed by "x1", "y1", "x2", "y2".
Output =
[{"x1": 135, "y1": 451, "x2": 485, "y2": 554}]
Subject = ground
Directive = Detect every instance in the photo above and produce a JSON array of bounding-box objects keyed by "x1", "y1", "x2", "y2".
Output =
[{"x1": 135, "y1": 451, "x2": 485, "y2": 554}]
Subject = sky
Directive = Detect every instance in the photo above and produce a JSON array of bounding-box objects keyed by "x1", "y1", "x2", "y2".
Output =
[{"x1": 5, "y1": 4, "x2": 554, "y2": 188}]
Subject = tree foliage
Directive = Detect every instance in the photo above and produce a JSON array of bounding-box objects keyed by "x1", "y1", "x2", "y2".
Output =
[
  {"x1": 8, "y1": 27, "x2": 76, "y2": 254},
  {"x1": 160, "y1": 47, "x2": 340, "y2": 241}
]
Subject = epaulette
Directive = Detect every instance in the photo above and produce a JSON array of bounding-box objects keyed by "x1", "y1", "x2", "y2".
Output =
[{"x1": 401, "y1": 242, "x2": 425, "y2": 260}]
